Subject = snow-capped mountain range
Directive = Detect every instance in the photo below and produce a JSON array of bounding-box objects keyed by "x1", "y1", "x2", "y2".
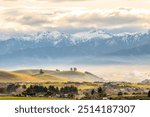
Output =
[{"x1": 0, "y1": 29, "x2": 150, "y2": 66}]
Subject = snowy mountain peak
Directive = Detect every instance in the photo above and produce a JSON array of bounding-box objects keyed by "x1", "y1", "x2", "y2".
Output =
[
  {"x1": 49, "y1": 31, "x2": 62, "y2": 38},
  {"x1": 72, "y1": 29, "x2": 112, "y2": 41},
  {"x1": 114, "y1": 32, "x2": 137, "y2": 37},
  {"x1": 36, "y1": 31, "x2": 62, "y2": 39},
  {"x1": 0, "y1": 29, "x2": 150, "y2": 44},
  {"x1": 35, "y1": 30, "x2": 71, "y2": 40}
]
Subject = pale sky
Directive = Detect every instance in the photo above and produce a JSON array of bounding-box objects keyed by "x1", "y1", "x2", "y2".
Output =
[{"x1": 0, "y1": 0, "x2": 150, "y2": 33}]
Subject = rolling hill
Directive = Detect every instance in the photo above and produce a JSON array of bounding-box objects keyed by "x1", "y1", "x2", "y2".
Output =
[
  {"x1": 14, "y1": 69, "x2": 55, "y2": 75},
  {"x1": 0, "y1": 71, "x2": 38, "y2": 82},
  {"x1": 14, "y1": 69, "x2": 104, "y2": 82},
  {"x1": 0, "y1": 69, "x2": 104, "y2": 83},
  {"x1": 32, "y1": 74, "x2": 68, "y2": 82},
  {"x1": 50, "y1": 71, "x2": 103, "y2": 82},
  {"x1": 0, "y1": 70, "x2": 67, "y2": 83}
]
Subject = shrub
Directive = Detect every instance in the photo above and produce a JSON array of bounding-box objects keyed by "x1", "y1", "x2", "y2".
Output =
[{"x1": 148, "y1": 90, "x2": 150, "y2": 97}]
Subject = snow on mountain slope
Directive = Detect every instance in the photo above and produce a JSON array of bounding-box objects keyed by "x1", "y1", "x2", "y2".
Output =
[
  {"x1": 0, "y1": 29, "x2": 150, "y2": 59},
  {"x1": 72, "y1": 29, "x2": 112, "y2": 42},
  {"x1": 0, "y1": 29, "x2": 148, "y2": 43}
]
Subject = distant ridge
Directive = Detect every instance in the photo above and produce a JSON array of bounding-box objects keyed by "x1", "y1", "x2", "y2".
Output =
[{"x1": 14, "y1": 69, "x2": 104, "y2": 82}]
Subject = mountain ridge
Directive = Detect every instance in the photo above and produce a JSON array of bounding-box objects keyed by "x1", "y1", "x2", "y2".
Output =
[{"x1": 0, "y1": 29, "x2": 150, "y2": 65}]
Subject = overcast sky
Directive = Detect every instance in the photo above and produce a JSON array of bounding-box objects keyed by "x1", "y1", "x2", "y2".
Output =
[{"x1": 0, "y1": 0, "x2": 150, "y2": 33}]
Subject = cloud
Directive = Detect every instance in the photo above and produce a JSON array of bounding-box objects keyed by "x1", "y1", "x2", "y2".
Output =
[
  {"x1": 51, "y1": 8, "x2": 150, "y2": 31},
  {"x1": 124, "y1": 70, "x2": 149, "y2": 83},
  {"x1": 19, "y1": 15, "x2": 49, "y2": 26},
  {"x1": 2, "y1": 0, "x2": 18, "y2": 2},
  {"x1": 0, "y1": 6, "x2": 150, "y2": 33}
]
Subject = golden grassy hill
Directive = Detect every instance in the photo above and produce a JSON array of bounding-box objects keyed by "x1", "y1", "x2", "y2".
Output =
[
  {"x1": 15, "y1": 69, "x2": 55, "y2": 75},
  {"x1": 32, "y1": 74, "x2": 68, "y2": 82},
  {"x1": 0, "y1": 70, "x2": 68, "y2": 83},
  {"x1": 0, "y1": 71, "x2": 38, "y2": 82},
  {"x1": 14, "y1": 69, "x2": 104, "y2": 82}
]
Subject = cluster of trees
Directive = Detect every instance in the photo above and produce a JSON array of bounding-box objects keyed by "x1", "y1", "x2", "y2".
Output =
[
  {"x1": 60, "y1": 86, "x2": 78, "y2": 94},
  {"x1": 86, "y1": 88, "x2": 150, "y2": 99},
  {"x1": 39, "y1": 68, "x2": 78, "y2": 73},
  {"x1": 83, "y1": 87, "x2": 106, "y2": 99},
  {"x1": 117, "y1": 90, "x2": 150, "y2": 97},
  {"x1": 6, "y1": 84, "x2": 26, "y2": 93},
  {"x1": 46, "y1": 86, "x2": 59, "y2": 96},
  {"x1": 70, "y1": 67, "x2": 77, "y2": 72},
  {"x1": 23, "y1": 85, "x2": 47, "y2": 96},
  {"x1": 2, "y1": 84, "x2": 78, "y2": 99},
  {"x1": 22, "y1": 85, "x2": 78, "y2": 98},
  {"x1": 7, "y1": 84, "x2": 18, "y2": 93}
]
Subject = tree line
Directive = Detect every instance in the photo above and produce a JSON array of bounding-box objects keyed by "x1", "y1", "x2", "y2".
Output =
[{"x1": 22, "y1": 85, "x2": 78, "y2": 98}]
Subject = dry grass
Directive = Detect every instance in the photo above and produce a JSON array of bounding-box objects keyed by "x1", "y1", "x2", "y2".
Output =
[
  {"x1": 121, "y1": 83, "x2": 150, "y2": 89},
  {"x1": 0, "y1": 96, "x2": 68, "y2": 100},
  {"x1": 33, "y1": 74, "x2": 68, "y2": 82},
  {"x1": 0, "y1": 71, "x2": 38, "y2": 82},
  {"x1": 0, "y1": 71, "x2": 68, "y2": 83}
]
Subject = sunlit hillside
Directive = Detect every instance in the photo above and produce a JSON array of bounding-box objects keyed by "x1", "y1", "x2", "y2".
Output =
[
  {"x1": 0, "y1": 69, "x2": 103, "y2": 83},
  {"x1": 0, "y1": 71, "x2": 38, "y2": 82}
]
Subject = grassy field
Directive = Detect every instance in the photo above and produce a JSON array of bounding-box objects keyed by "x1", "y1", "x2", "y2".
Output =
[
  {"x1": 33, "y1": 74, "x2": 68, "y2": 82},
  {"x1": 109, "y1": 95, "x2": 150, "y2": 100},
  {"x1": 0, "y1": 96, "x2": 68, "y2": 100},
  {"x1": 120, "y1": 83, "x2": 150, "y2": 89},
  {"x1": 0, "y1": 70, "x2": 69, "y2": 83},
  {"x1": 0, "y1": 69, "x2": 149, "y2": 100},
  {"x1": 41, "y1": 82, "x2": 100, "y2": 90}
]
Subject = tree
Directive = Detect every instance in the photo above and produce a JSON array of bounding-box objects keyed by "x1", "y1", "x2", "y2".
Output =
[
  {"x1": 60, "y1": 86, "x2": 78, "y2": 94},
  {"x1": 98, "y1": 87, "x2": 103, "y2": 94},
  {"x1": 70, "y1": 68, "x2": 73, "y2": 71},
  {"x1": 0, "y1": 88, "x2": 6, "y2": 93},
  {"x1": 7, "y1": 84, "x2": 16, "y2": 93},
  {"x1": 74, "y1": 67, "x2": 77, "y2": 72},
  {"x1": 97, "y1": 87, "x2": 105, "y2": 97},
  {"x1": 148, "y1": 90, "x2": 150, "y2": 97},
  {"x1": 24, "y1": 85, "x2": 47, "y2": 96},
  {"x1": 56, "y1": 69, "x2": 60, "y2": 72},
  {"x1": 40, "y1": 69, "x2": 44, "y2": 74},
  {"x1": 48, "y1": 86, "x2": 59, "y2": 94},
  {"x1": 91, "y1": 89, "x2": 95, "y2": 95},
  {"x1": 118, "y1": 92, "x2": 123, "y2": 96}
]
